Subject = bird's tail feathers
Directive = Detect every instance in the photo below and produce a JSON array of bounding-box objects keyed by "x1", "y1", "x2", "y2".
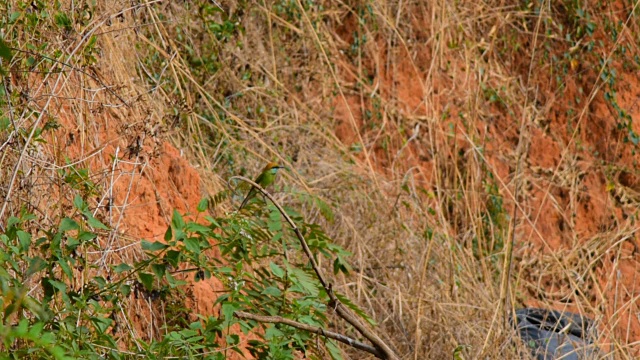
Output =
[{"x1": 238, "y1": 186, "x2": 257, "y2": 210}]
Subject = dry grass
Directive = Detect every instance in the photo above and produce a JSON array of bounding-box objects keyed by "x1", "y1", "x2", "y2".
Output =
[{"x1": 2, "y1": 0, "x2": 640, "y2": 358}]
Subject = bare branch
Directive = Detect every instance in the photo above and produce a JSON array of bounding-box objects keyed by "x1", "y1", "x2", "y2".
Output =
[
  {"x1": 233, "y1": 311, "x2": 384, "y2": 358},
  {"x1": 230, "y1": 175, "x2": 399, "y2": 360}
]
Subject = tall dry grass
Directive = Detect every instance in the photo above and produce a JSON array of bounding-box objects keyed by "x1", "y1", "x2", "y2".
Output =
[{"x1": 2, "y1": 0, "x2": 640, "y2": 358}]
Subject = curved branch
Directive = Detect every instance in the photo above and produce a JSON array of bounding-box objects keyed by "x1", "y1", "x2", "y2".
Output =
[
  {"x1": 229, "y1": 176, "x2": 399, "y2": 360},
  {"x1": 234, "y1": 311, "x2": 383, "y2": 358}
]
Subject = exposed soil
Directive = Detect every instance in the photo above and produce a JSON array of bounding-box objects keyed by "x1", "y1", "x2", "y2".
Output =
[
  {"x1": 331, "y1": 5, "x2": 640, "y2": 350},
  {"x1": 9, "y1": 1, "x2": 640, "y2": 357}
]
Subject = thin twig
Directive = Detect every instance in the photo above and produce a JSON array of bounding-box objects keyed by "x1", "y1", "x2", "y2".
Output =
[
  {"x1": 0, "y1": 6, "x2": 118, "y2": 226},
  {"x1": 9, "y1": 48, "x2": 129, "y2": 106}
]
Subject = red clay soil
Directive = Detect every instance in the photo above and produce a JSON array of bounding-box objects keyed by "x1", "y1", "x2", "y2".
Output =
[
  {"x1": 43, "y1": 101, "x2": 235, "y2": 351},
  {"x1": 28, "y1": 3, "x2": 639, "y2": 355},
  {"x1": 331, "y1": 7, "x2": 640, "y2": 352}
]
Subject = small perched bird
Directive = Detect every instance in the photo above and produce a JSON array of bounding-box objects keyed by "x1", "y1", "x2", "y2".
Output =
[{"x1": 239, "y1": 162, "x2": 283, "y2": 210}]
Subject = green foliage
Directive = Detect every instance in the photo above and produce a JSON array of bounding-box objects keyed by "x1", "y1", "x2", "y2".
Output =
[
  {"x1": 481, "y1": 84, "x2": 507, "y2": 109},
  {"x1": 0, "y1": 190, "x2": 355, "y2": 358},
  {"x1": 0, "y1": 206, "x2": 115, "y2": 358},
  {"x1": 53, "y1": 12, "x2": 72, "y2": 31},
  {"x1": 0, "y1": 39, "x2": 10, "y2": 61},
  {"x1": 82, "y1": 35, "x2": 99, "y2": 67},
  {"x1": 175, "y1": 195, "x2": 353, "y2": 359},
  {"x1": 1, "y1": 1, "x2": 375, "y2": 357},
  {"x1": 290, "y1": 188, "x2": 336, "y2": 223},
  {"x1": 0, "y1": 38, "x2": 11, "y2": 75},
  {"x1": 600, "y1": 57, "x2": 639, "y2": 146},
  {"x1": 472, "y1": 171, "x2": 507, "y2": 264},
  {"x1": 0, "y1": 201, "x2": 203, "y2": 357},
  {"x1": 58, "y1": 163, "x2": 99, "y2": 197}
]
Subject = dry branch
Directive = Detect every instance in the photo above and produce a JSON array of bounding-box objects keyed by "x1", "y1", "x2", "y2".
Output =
[
  {"x1": 230, "y1": 175, "x2": 400, "y2": 360},
  {"x1": 233, "y1": 311, "x2": 383, "y2": 358}
]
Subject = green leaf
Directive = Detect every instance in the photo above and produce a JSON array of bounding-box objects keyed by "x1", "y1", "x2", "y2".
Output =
[
  {"x1": 138, "y1": 272, "x2": 154, "y2": 291},
  {"x1": 7, "y1": 216, "x2": 19, "y2": 228},
  {"x1": 91, "y1": 316, "x2": 113, "y2": 334},
  {"x1": 47, "y1": 279, "x2": 67, "y2": 292},
  {"x1": 59, "y1": 218, "x2": 79, "y2": 232},
  {"x1": 16, "y1": 318, "x2": 29, "y2": 335},
  {"x1": 267, "y1": 208, "x2": 282, "y2": 232},
  {"x1": 83, "y1": 211, "x2": 108, "y2": 230},
  {"x1": 20, "y1": 212, "x2": 36, "y2": 222},
  {"x1": 4, "y1": 301, "x2": 17, "y2": 318},
  {"x1": 0, "y1": 38, "x2": 11, "y2": 60},
  {"x1": 184, "y1": 238, "x2": 200, "y2": 254},
  {"x1": 269, "y1": 262, "x2": 285, "y2": 278},
  {"x1": 141, "y1": 240, "x2": 168, "y2": 251},
  {"x1": 16, "y1": 230, "x2": 31, "y2": 251},
  {"x1": 185, "y1": 222, "x2": 211, "y2": 234},
  {"x1": 34, "y1": 236, "x2": 47, "y2": 247},
  {"x1": 290, "y1": 267, "x2": 318, "y2": 296},
  {"x1": 226, "y1": 334, "x2": 240, "y2": 346},
  {"x1": 333, "y1": 253, "x2": 352, "y2": 275},
  {"x1": 261, "y1": 286, "x2": 282, "y2": 297},
  {"x1": 165, "y1": 271, "x2": 177, "y2": 287},
  {"x1": 197, "y1": 198, "x2": 209, "y2": 212},
  {"x1": 9, "y1": 13, "x2": 21, "y2": 25},
  {"x1": 217, "y1": 267, "x2": 233, "y2": 275},
  {"x1": 66, "y1": 236, "x2": 80, "y2": 251},
  {"x1": 165, "y1": 271, "x2": 186, "y2": 287},
  {"x1": 164, "y1": 250, "x2": 181, "y2": 267},
  {"x1": 84, "y1": 33, "x2": 97, "y2": 48},
  {"x1": 326, "y1": 339, "x2": 344, "y2": 360},
  {"x1": 0, "y1": 117, "x2": 10, "y2": 131},
  {"x1": 113, "y1": 263, "x2": 133, "y2": 273},
  {"x1": 164, "y1": 226, "x2": 172, "y2": 241},
  {"x1": 174, "y1": 228, "x2": 186, "y2": 242},
  {"x1": 264, "y1": 326, "x2": 284, "y2": 339},
  {"x1": 73, "y1": 195, "x2": 85, "y2": 210},
  {"x1": 453, "y1": 345, "x2": 467, "y2": 360},
  {"x1": 27, "y1": 321, "x2": 44, "y2": 338},
  {"x1": 57, "y1": 258, "x2": 73, "y2": 280},
  {"x1": 336, "y1": 292, "x2": 376, "y2": 325},
  {"x1": 91, "y1": 277, "x2": 107, "y2": 291},
  {"x1": 151, "y1": 263, "x2": 166, "y2": 279},
  {"x1": 171, "y1": 210, "x2": 186, "y2": 230},
  {"x1": 315, "y1": 197, "x2": 335, "y2": 222},
  {"x1": 26, "y1": 257, "x2": 47, "y2": 277},
  {"x1": 54, "y1": 12, "x2": 72, "y2": 30},
  {"x1": 119, "y1": 284, "x2": 131, "y2": 297},
  {"x1": 77, "y1": 231, "x2": 97, "y2": 242},
  {"x1": 215, "y1": 294, "x2": 229, "y2": 306},
  {"x1": 221, "y1": 302, "x2": 240, "y2": 321}
]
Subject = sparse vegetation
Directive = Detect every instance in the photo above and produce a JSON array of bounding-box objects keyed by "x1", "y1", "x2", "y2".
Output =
[{"x1": 1, "y1": 0, "x2": 640, "y2": 358}]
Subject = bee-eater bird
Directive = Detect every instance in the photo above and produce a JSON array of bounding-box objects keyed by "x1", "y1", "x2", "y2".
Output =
[{"x1": 239, "y1": 162, "x2": 283, "y2": 210}]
